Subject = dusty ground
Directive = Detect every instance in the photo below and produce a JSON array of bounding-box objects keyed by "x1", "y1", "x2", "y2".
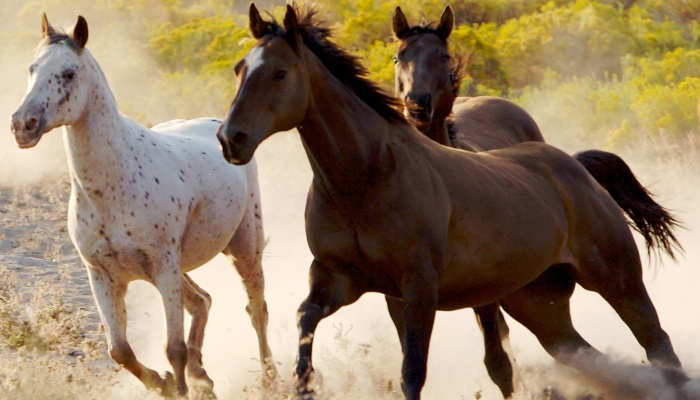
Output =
[{"x1": 1, "y1": 135, "x2": 699, "y2": 400}]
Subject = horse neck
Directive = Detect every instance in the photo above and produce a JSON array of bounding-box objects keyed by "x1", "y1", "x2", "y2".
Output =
[
  {"x1": 426, "y1": 83, "x2": 457, "y2": 146},
  {"x1": 298, "y1": 50, "x2": 399, "y2": 195},
  {"x1": 423, "y1": 114, "x2": 451, "y2": 146},
  {"x1": 63, "y1": 52, "x2": 138, "y2": 194}
]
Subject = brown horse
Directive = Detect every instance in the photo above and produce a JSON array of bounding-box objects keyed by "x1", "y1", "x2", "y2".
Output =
[
  {"x1": 217, "y1": 5, "x2": 688, "y2": 400},
  {"x1": 392, "y1": 6, "x2": 682, "y2": 398}
]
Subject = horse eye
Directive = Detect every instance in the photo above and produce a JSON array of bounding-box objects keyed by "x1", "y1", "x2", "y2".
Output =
[
  {"x1": 392, "y1": 55, "x2": 399, "y2": 64},
  {"x1": 273, "y1": 70, "x2": 287, "y2": 80},
  {"x1": 62, "y1": 70, "x2": 75, "y2": 81},
  {"x1": 28, "y1": 65, "x2": 36, "y2": 74}
]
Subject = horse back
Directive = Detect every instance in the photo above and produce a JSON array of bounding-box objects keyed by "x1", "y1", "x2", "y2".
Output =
[{"x1": 450, "y1": 96, "x2": 544, "y2": 151}]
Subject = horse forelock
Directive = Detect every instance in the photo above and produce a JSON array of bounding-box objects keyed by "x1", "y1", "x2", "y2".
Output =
[
  {"x1": 38, "y1": 31, "x2": 82, "y2": 53},
  {"x1": 398, "y1": 23, "x2": 446, "y2": 43},
  {"x1": 258, "y1": 5, "x2": 407, "y2": 124}
]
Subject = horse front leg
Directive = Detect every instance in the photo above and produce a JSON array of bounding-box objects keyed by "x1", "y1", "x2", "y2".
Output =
[
  {"x1": 474, "y1": 304, "x2": 514, "y2": 398},
  {"x1": 225, "y1": 204, "x2": 276, "y2": 386},
  {"x1": 399, "y1": 276, "x2": 438, "y2": 400},
  {"x1": 296, "y1": 260, "x2": 362, "y2": 399},
  {"x1": 86, "y1": 266, "x2": 176, "y2": 396}
]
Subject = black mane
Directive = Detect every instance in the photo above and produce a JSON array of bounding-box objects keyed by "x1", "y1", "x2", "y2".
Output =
[{"x1": 258, "y1": 6, "x2": 406, "y2": 124}]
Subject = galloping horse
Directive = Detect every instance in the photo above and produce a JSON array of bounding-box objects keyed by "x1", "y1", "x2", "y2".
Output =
[
  {"x1": 391, "y1": 6, "x2": 682, "y2": 397},
  {"x1": 11, "y1": 14, "x2": 276, "y2": 397},
  {"x1": 218, "y1": 5, "x2": 687, "y2": 400}
]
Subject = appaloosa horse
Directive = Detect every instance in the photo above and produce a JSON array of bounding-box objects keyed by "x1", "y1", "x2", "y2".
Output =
[
  {"x1": 11, "y1": 14, "x2": 276, "y2": 397},
  {"x1": 217, "y1": 5, "x2": 687, "y2": 400},
  {"x1": 391, "y1": 6, "x2": 681, "y2": 397}
]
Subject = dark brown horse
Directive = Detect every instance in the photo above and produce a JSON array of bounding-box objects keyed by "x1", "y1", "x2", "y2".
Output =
[
  {"x1": 392, "y1": 6, "x2": 682, "y2": 398},
  {"x1": 217, "y1": 5, "x2": 688, "y2": 400}
]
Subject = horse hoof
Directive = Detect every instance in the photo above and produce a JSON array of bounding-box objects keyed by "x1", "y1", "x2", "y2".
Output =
[
  {"x1": 159, "y1": 371, "x2": 178, "y2": 398},
  {"x1": 663, "y1": 367, "x2": 690, "y2": 388},
  {"x1": 262, "y1": 363, "x2": 279, "y2": 389},
  {"x1": 296, "y1": 388, "x2": 315, "y2": 400},
  {"x1": 187, "y1": 365, "x2": 215, "y2": 391},
  {"x1": 190, "y1": 384, "x2": 217, "y2": 400}
]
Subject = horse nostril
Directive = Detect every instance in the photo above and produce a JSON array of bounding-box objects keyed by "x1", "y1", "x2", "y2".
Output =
[
  {"x1": 233, "y1": 131, "x2": 248, "y2": 146},
  {"x1": 25, "y1": 117, "x2": 38, "y2": 132}
]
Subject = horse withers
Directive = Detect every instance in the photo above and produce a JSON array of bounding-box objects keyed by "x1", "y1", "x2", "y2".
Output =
[{"x1": 11, "y1": 14, "x2": 276, "y2": 397}]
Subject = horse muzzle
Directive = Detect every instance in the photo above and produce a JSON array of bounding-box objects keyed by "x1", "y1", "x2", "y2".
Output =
[
  {"x1": 405, "y1": 92, "x2": 432, "y2": 124},
  {"x1": 216, "y1": 125, "x2": 252, "y2": 165},
  {"x1": 10, "y1": 111, "x2": 46, "y2": 149}
]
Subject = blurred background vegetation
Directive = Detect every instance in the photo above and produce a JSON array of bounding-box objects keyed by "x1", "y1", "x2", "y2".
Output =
[{"x1": 2, "y1": 0, "x2": 699, "y2": 150}]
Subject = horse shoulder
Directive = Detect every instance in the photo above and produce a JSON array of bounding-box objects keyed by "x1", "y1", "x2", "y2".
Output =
[{"x1": 305, "y1": 183, "x2": 358, "y2": 263}]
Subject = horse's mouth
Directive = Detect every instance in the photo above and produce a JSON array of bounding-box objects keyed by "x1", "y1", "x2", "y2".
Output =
[
  {"x1": 14, "y1": 118, "x2": 46, "y2": 149},
  {"x1": 16, "y1": 134, "x2": 42, "y2": 149}
]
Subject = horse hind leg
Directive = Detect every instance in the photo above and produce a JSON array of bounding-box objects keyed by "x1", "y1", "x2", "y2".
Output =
[
  {"x1": 86, "y1": 266, "x2": 177, "y2": 396},
  {"x1": 500, "y1": 265, "x2": 602, "y2": 371},
  {"x1": 587, "y1": 259, "x2": 688, "y2": 388},
  {"x1": 224, "y1": 199, "x2": 276, "y2": 385},
  {"x1": 182, "y1": 273, "x2": 214, "y2": 390},
  {"x1": 474, "y1": 303, "x2": 515, "y2": 399}
]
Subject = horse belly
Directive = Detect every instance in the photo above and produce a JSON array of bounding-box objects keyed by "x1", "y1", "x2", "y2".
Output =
[
  {"x1": 437, "y1": 238, "x2": 566, "y2": 310},
  {"x1": 179, "y1": 175, "x2": 249, "y2": 271}
]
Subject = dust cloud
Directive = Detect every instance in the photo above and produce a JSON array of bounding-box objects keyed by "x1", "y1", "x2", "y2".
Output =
[{"x1": 1, "y1": 2, "x2": 699, "y2": 400}]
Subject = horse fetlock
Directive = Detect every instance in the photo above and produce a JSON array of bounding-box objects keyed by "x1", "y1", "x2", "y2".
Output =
[
  {"x1": 109, "y1": 345, "x2": 136, "y2": 368},
  {"x1": 166, "y1": 341, "x2": 188, "y2": 367}
]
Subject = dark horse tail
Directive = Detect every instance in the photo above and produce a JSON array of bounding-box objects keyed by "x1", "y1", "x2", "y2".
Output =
[{"x1": 574, "y1": 149, "x2": 682, "y2": 259}]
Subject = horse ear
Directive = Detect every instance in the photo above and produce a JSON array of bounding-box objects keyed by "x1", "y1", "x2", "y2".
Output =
[
  {"x1": 436, "y1": 6, "x2": 454, "y2": 40},
  {"x1": 393, "y1": 6, "x2": 410, "y2": 39},
  {"x1": 71, "y1": 15, "x2": 89, "y2": 48},
  {"x1": 283, "y1": 4, "x2": 300, "y2": 52},
  {"x1": 249, "y1": 3, "x2": 266, "y2": 39},
  {"x1": 41, "y1": 13, "x2": 56, "y2": 38}
]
